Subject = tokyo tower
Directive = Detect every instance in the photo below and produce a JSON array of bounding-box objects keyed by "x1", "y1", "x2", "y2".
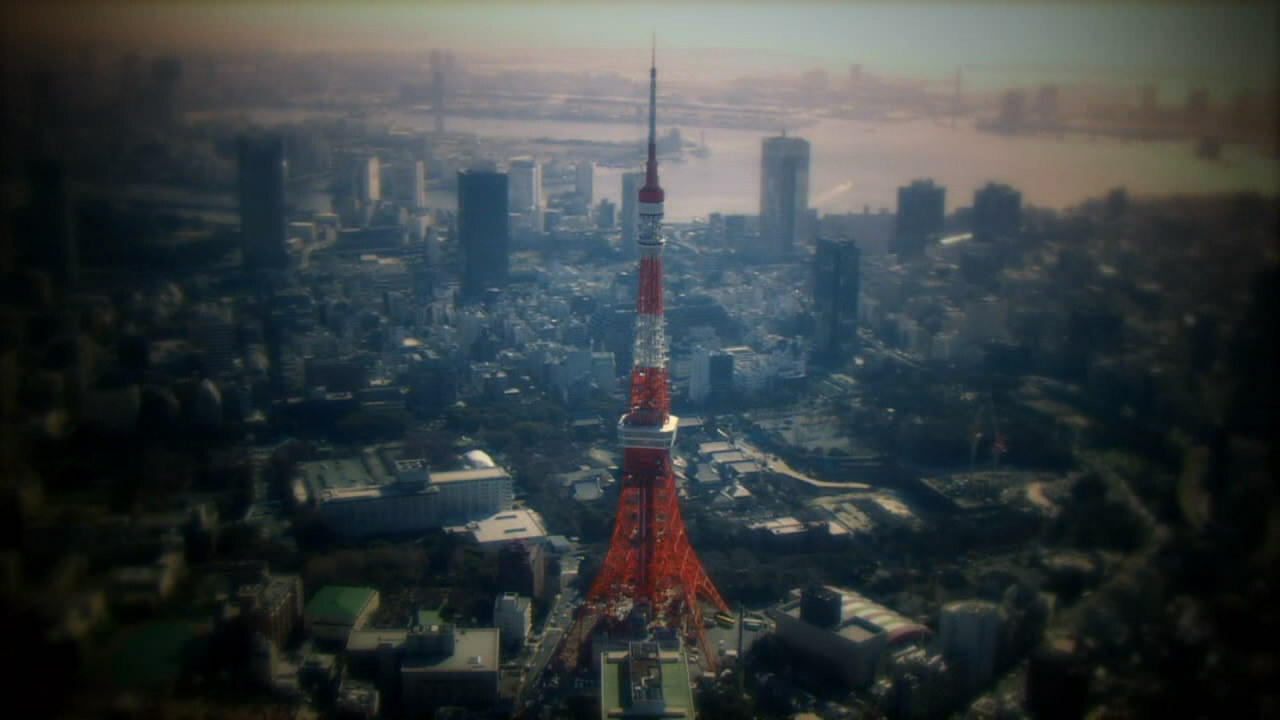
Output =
[{"x1": 559, "y1": 41, "x2": 728, "y2": 669}]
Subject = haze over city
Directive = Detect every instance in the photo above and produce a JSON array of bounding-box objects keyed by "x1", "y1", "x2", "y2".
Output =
[{"x1": 1, "y1": 2, "x2": 1277, "y2": 720}]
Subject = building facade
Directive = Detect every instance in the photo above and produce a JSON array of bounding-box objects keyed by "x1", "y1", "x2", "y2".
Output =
[
  {"x1": 238, "y1": 574, "x2": 304, "y2": 651},
  {"x1": 759, "y1": 135, "x2": 811, "y2": 260},
  {"x1": 813, "y1": 237, "x2": 861, "y2": 367},
  {"x1": 237, "y1": 136, "x2": 288, "y2": 271},
  {"x1": 769, "y1": 585, "x2": 930, "y2": 689},
  {"x1": 493, "y1": 593, "x2": 531, "y2": 649},
  {"x1": 361, "y1": 156, "x2": 381, "y2": 205},
  {"x1": 401, "y1": 625, "x2": 500, "y2": 714},
  {"x1": 507, "y1": 156, "x2": 542, "y2": 231},
  {"x1": 575, "y1": 161, "x2": 594, "y2": 205},
  {"x1": 939, "y1": 600, "x2": 1004, "y2": 694},
  {"x1": 972, "y1": 182, "x2": 1022, "y2": 242},
  {"x1": 457, "y1": 169, "x2": 510, "y2": 300},
  {"x1": 893, "y1": 179, "x2": 945, "y2": 258},
  {"x1": 318, "y1": 466, "x2": 514, "y2": 540},
  {"x1": 620, "y1": 171, "x2": 644, "y2": 255}
]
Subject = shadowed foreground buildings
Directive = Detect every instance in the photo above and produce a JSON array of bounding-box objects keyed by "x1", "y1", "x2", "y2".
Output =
[
  {"x1": 458, "y1": 168, "x2": 509, "y2": 300},
  {"x1": 238, "y1": 136, "x2": 288, "y2": 271},
  {"x1": 345, "y1": 621, "x2": 500, "y2": 716}
]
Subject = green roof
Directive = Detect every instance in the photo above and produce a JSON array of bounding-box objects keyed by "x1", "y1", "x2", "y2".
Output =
[
  {"x1": 600, "y1": 648, "x2": 693, "y2": 720},
  {"x1": 111, "y1": 621, "x2": 200, "y2": 688},
  {"x1": 305, "y1": 586, "x2": 376, "y2": 622}
]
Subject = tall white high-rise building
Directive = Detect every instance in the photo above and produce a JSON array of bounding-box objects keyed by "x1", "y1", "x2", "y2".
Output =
[
  {"x1": 410, "y1": 159, "x2": 426, "y2": 210},
  {"x1": 507, "y1": 156, "x2": 541, "y2": 229},
  {"x1": 620, "y1": 170, "x2": 644, "y2": 252},
  {"x1": 361, "y1": 156, "x2": 381, "y2": 204},
  {"x1": 759, "y1": 135, "x2": 810, "y2": 259}
]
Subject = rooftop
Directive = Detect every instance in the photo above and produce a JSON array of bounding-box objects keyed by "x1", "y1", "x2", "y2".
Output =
[
  {"x1": 777, "y1": 585, "x2": 930, "y2": 646},
  {"x1": 448, "y1": 508, "x2": 548, "y2": 545},
  {"x1": 346, "y1": 629, "x2": 410, "y2": 653},
  {"x1": 750, "y1": 516, "x2": 807, "y2": 536},
  {"x1": 430, "y1": 466, "x2": 511, "y2": 484},
  {"x1": 305, "y1": 586, "x2": 378, "y2": 623},
  {"x1": 600, "y1": 642, "x2": 693, "y2": 720},
  {"x1": 402, "y1": 628, "x2": 500, "y2": 673},
  {"x1": 300, "y1": 458, "x2": 375, "y2": 492},
  {"x1": 318, "y1": 466, "x2": 512, "y2": 505},
  {"x1": 496, "y1": 593, "x2": 531, "y2": 613},
  {"x1": 697, "y1": 441, "x2": 733, "y2": 456}
]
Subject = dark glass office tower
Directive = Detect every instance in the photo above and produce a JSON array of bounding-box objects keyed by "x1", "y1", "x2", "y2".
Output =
[
  {"x1": 894, "y1": 179, "x2": 945, "y2": 258},
  {"x1": 972, "y1": 182, "x2": 1022, "y2": 242},
  {"x1": 760, "y1": 135, "x2": 811, "y2": 259},
  {"x1": 458, "y1": 169, "x2": 509, "y2": 300},
  {"x1": 814, "y1": 237, "x2": 860, "y2": 366},
  {"x1": 237, "y1": 136, "x2": 288, "y2": 271}
]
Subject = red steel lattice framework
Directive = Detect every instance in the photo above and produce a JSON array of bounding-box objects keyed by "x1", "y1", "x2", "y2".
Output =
[{"x1": 558, "y1": 45, "x2": 727, "y2": 669}]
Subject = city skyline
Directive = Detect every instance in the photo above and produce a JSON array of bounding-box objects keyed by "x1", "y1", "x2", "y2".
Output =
[{"x1": 0, "y1": 4, "x2": 1276, "y2": 719}]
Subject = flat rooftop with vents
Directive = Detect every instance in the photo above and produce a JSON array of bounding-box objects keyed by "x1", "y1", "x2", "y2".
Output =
[
  {"x1": 600, "y1": 641, "x2": 693, "y2": 720},
  {"x1": 447, "y1": 508, "x2": 548, "y2": 547}
]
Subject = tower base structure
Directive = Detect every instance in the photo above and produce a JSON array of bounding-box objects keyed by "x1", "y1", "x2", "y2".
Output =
[{"x1": 559, "y1": 414, "x2": 728, "y2": 670}]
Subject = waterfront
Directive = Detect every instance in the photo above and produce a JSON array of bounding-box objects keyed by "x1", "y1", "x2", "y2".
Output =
[{"x1": 196, "y1": 107, "x2": 1280, "y2": 221}]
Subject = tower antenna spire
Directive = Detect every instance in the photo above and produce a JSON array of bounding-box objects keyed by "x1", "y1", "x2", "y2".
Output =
[{"x1": 645, "y1": 33, "x2": 659, "y2": 190}]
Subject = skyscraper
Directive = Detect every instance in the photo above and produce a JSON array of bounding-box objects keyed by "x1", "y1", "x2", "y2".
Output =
[
  {"x1": 620, "y1": 171, "x2": 644, "y2": 253},
  {"x1": 360, "y1": 156, "x2": 381, "y2": 205},
  {"x1": 759, "y1": 135, "x2": 811, "y2": 259},
  {"x1": 893, "y1": 179, "x2": 945, "y2": 258},
  {"x1": 972, "y1": 182, "x2": 1021, "y2": 242},
  {"x1": 237, "y1": 136, "x2": 288, "y2": 271},
  {"x1": 507, "y1": 156, "x2": 541, "y2": 231},
  {"x1": 813, "y1": 237, "x2": 860, "y2": 366},
  {"x1": 457, "y1": 169, "x2": 509, "y2": 300},
  {"x1": 410, "y1": 159, "x2": 427, "y2": 211},
  {"x1": 575, "y1": 162, "x2": 594, "y2": 206},
  {"x1": 392, "y1": 160, "x2": 427, "y2": 210}
]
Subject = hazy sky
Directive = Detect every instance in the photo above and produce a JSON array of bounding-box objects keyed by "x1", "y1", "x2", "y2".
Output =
[{"x1": 8, "y1": 2, "x2": 1278, "y2": 89}]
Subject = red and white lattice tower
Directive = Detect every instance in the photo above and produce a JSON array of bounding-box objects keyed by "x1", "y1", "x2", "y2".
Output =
[{"x1": 558, "y1": 42, "x2": 728, "y2": 670}]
